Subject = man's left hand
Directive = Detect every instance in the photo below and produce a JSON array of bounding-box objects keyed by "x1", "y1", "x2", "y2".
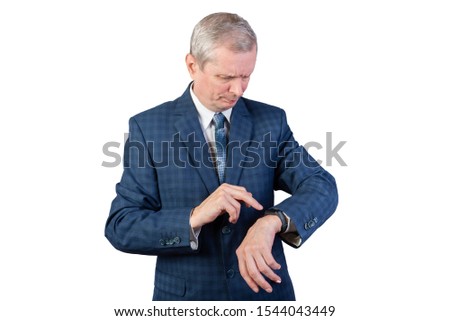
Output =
[{"x1": 236, "y1": 215, "x2": 282, "y2": 293}]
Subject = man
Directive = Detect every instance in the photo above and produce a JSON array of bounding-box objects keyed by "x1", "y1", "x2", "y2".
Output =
[{"x1": 105, "y1": 12, "x2": 338, "y2": 301}]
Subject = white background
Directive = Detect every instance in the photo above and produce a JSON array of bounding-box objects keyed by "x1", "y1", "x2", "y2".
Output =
[{"x1": 1, "y1": 1, "x2": 449, "y2": 320}]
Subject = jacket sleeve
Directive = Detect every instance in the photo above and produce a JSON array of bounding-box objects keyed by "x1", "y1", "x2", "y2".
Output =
[
  {"x1": 273, "y1": 110, "x2": 338, "y2": 246},
  {"x1": 105, "y1": 117, "x2": 195, "y2": 255}
]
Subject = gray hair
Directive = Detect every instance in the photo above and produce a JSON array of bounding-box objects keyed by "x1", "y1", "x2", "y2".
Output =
[{"x1": 190, "y1": 12, "x2": 257, "y2": 70}]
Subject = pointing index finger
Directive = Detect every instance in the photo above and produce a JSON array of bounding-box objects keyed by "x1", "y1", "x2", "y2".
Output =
[{"x1": 230, "y1": 189, "x2": 263, "y2": 211}]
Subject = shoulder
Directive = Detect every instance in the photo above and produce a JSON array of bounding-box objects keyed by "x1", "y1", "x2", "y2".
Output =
[
  {"x1": 131, "y1": 100, "x2": 175, "y2": 123},
  {"x1": 131, "y1": 85, "x2": 191, "y2": 124},
  {"x1": 240, "y1": 97, "x2": 287, "y2": 122},
  {"x1": 128, "y1": 93, "x2": 188, "y2": 132},
  {"x1": 242, "y1": 97, "x2": 285, "y2": 114}
]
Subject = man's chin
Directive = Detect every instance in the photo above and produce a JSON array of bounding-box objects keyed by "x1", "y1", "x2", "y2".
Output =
[{"x1": 216, "y1": 105, "x2": 235, "y2": 112}]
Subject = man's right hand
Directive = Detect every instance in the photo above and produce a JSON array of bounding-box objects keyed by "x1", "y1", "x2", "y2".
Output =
[{"x1": 190, "y1": 183, "x2": 263, "y2": 229}]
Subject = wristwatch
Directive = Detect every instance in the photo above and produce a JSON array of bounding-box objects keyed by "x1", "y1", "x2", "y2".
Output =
[{"x1": 264, "y1": 209, "x2": 288, "y2": 234}]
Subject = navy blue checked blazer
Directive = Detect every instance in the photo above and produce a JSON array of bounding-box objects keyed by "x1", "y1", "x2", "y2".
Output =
[{"x1": 105, "y1": 84, "x2": 338, "y2": 300}]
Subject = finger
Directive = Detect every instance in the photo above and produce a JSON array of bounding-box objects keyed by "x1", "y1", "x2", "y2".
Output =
[
  {"x1": 223, "y1": 194, "x2": 241, "y2": 223},
  {"x1": 255, "y1": 253, "x2": 281, "y2": 285},
  {"x1": 246, "y1": 252, "x2": 274, "y2": 293},
  {"x1": 228, "y1": 189, "x2": 263, "y2": 211},
  {"x1": 263, "y1": 252, "x2": 282, "y2": 271},
  {"x1": 217, "y1": 184, "x2": 261, "y2": 215},
  {"x1": 237, "y1": 251, "x2": 260, "y2": 293},
  {"x1": 220, "y1": 183, "x2": 247, "y2": 191}
]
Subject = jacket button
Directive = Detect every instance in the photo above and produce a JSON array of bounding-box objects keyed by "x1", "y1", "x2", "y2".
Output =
[
  {"x1": 222, "y1": 226, "x2": 231, "y2": 234},
  {"x1": 226, "y1": 269, "x2": 235, "y2": 279},
  {"x1": 304, "y1": 218, "x2": 318, "y2": 230}
]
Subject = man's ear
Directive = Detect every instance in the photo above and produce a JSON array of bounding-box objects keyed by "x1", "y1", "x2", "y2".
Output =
[{"x1": 185, "y1": 53, "x2": 198, "y2": 78}]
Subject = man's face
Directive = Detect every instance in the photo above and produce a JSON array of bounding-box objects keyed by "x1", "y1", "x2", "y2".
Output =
[{"x1": 186, "y1": 45, "x2": 257, "y2": 112}]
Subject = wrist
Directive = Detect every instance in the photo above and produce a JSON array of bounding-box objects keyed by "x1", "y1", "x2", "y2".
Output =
[
  {"x1": 190, "y1": 207, "x2": 201, "y2": 230},
  {"x1": 264, "y1": 208, "x2": 288, "y2": 233}
]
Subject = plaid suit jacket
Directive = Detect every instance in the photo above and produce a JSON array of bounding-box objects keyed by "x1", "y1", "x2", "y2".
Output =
[{"x1": 105, "y1": 84, "x2": 338, "y2": 300}]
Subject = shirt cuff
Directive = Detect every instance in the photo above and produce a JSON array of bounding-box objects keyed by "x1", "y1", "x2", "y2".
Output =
[
  {"x1": 189, "y1": 226, "x2": 201, "y2": 250},
  {"x1": 280, "y1": 213, "x2": 302, "y2": 248},
  {"x1": 189, "y1": 208, "x2": 201, "y2": 250}
]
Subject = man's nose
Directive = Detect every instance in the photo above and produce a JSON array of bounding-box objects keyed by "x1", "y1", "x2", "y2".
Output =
[{"x1": 229, "y1": 78, "x2": 245, "y2": 97}]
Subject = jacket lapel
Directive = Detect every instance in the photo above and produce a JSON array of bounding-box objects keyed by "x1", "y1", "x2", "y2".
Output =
[{"x1": 173, "y1": 87, "x2": 220, "y2": 194}]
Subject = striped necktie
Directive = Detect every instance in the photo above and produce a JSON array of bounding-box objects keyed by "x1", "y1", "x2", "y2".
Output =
[{"x1": 213, "y1": 112, "x2": 227, "y2": 183}]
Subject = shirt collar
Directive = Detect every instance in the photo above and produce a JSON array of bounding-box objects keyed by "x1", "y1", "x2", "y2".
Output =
[{"x1": 190, "y1": 84, "x2": 232, "y2": 131}]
